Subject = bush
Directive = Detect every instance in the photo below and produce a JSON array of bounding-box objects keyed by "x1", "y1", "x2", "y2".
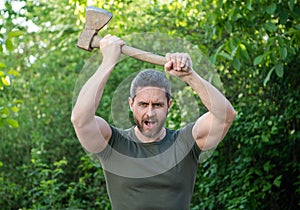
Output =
[{"x1": 0, "y1": 0, "x2": 299, "y2": 209}]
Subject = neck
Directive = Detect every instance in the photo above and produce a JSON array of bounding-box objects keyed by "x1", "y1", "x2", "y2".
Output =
[{"x1": 134, "y1": 127, "x2": 166, "y2": 143}]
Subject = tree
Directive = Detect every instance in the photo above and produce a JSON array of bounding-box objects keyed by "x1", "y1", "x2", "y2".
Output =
[{"x1": 0, "y1": 0, "x2": 299, "y2": 209}]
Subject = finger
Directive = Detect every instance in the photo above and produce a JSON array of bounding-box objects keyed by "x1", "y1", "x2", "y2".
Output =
[
  {"x1": 176, "y1": 53, "x2": 182, "y2": 71},
  {"x1": 109, "y1": 35, "x2": 119, "y2": 43},
  {"x1": 100, "y1": 34, "x2": 112, "y2": 45},
  {"x1": 164, "y1": 61, "x2": 173, "y2": 71},
  {"x1": 170, "y1": 55, "x2": 177, "y2": 70},
  {"x1": 181, "y1": 55, "x2": 189, "y2": 68},
  {"x1": 106, "y1": 35, "x2": 125, "y2": 46},
  {"x1": 114, "y1": 38, "x2": 126, "y2": 46}
]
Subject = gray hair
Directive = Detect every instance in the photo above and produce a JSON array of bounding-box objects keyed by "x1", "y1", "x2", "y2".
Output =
[{"x1": 130, "y1": 69, "x2": 172, "y2": 102}]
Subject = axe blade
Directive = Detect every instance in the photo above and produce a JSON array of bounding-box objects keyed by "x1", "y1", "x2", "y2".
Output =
[
  {"x1": 77, "y1": 6, "x2": 113, "y2": 51},
  {"x1": 86, "y1": 6, "x2": 113, "y2": 29}
]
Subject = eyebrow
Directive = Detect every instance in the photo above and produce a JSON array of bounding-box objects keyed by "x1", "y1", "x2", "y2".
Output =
[{"x1": 137, "y1": 101, "x2": 165, "y2": 106}]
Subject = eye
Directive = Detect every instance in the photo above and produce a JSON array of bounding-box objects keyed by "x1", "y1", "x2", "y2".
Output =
[
  {"x1": 138, "y1": 102, "x2": 148, "y2": 107},
  {"x1": 153, "y1": 103, "x2": 163, "y2": 108}
]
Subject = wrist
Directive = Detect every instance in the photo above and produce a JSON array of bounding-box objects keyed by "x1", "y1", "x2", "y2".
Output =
[
  {"x1": 102, "y1": 57, "x2": 118, "y2": 67},
  {"x1": 179, "y1": 70, "x2": 197, "y2": 84},
  {"x1": 99, "y1": 60, "x2": 117, "y2": 73}
]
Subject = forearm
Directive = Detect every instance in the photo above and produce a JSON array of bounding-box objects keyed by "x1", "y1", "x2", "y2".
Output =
[
  {"x1": 71, "y1": 61, "x2": 115, "y2": 127},
  {"x1": 181, "y1": 71, "x2": 236, "y2": 121}
]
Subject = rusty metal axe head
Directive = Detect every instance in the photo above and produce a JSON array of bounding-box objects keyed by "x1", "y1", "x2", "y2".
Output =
[{"x1": 77, "y1": 6, "x2": 112, "y2": 51}]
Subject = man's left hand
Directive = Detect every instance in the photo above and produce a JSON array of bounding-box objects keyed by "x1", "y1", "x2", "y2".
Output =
[{"x1": 164, "y1": 53, "x2": 193, "y2": 77}]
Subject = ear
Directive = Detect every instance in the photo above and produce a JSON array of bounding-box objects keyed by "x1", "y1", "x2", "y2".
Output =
[
  {"x1": 167, "y1": 98, "x2": 173, "y2": 112},
  {"x1": 128, "y1": 97, "x2": 134, "y2": 111}
]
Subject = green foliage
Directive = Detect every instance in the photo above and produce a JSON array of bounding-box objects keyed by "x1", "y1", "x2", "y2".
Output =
[
  {"x1": 0, "y1": 32, "x2": 23, "y2": 128},
  {"x1": 0, "y1": 67, "x2": 20, "y2": 128},
  {"x1": 0, "y1": 0, "x2": 299, "y2": 209}
]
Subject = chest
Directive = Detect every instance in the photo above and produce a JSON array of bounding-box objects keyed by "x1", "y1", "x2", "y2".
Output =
[{"x1": 104, "y1": 155, "x2": 198, "y2": 210}]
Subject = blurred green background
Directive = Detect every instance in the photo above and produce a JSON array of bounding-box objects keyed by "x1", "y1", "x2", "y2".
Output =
[{"x1": 1, "y1": 0, "x2": 299, "y2": 209}]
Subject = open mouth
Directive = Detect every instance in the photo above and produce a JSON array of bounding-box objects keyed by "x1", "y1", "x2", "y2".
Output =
[{"x1": 144, "y1": 120, "x2": 156, "y2": 128}]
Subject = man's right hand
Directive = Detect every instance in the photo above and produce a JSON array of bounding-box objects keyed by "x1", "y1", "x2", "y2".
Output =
[{"x1": 100, "y1": 34, "x2": 125, "y2": 65}]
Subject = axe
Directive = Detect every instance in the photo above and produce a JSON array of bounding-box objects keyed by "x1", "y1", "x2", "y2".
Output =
[{"x1": 77, "y1": 6, "x2": 167, "y2": 66}]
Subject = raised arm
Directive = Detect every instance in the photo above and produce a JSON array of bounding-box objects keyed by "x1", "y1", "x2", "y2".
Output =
[
  {"x1": 165, "y1": 53, "x2": 236, "y2": 151},
  {"x1": 71, "y1": 35, "x2": 125, "y2": 153}
]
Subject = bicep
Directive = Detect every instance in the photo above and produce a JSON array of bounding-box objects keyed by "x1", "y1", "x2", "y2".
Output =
[
  {"x1": 73, "y1": 116, "x2": 112, "y2": 153},
  {"x1": 192, "y1": 112, "x2": 232, "y2": 151}
]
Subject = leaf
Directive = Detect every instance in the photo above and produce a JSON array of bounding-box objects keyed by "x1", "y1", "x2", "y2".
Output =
[
  {"x1": 253, "y1": 54, "x2": 264, "y2": 65},
  {"x1": 219, "y1": 52, "x2": 232, "y2": 60},
  {"x1": 7, "y1": 30, "x2": 24, "y2": 38},
  {"x1": 261, "y1": 134, "x2": 269, "y2": 142},
  {"x1": 0, "y1": 62, "x2": 6, "y2": 68},
  {"x1": 266, "y1": 3, "x2": 277, "y2": 15},
  {"x1": 231, "y1": 46, "x2": 238, "y2": 58},
  {"x1": 265, "y1": 22, "x2": 277, "y2": 32},
  {"x1": 264, "y1": 67, "x2": 275, "y2": 86},
  {"x1": 5, "y1": 119, "x2": 19, "y2": 128},
  {"x1": 8, "y1": 69, "x2": 20, "y2": 77},
  {"x1": 10, "y1": 106, "x2": 19, "y2": 113},
  {"x1": 247, "y1": 1, "x2": 252, "y2": 10},
  {"x1": 1, "y1": 75, "x2": 11, "y2": 86},
  {"x1": 211, "y1": 44, "x2": 224, "y2": 64},
  {"x1": 225, "y1": 21, "x2": 232, "y2": 33},
  {"x1": 0, "y1": 107, "x2": 10, "y2": 118},
  {"x1": 275, "y1": 63, "x2": 284, "y2": 77},
  {"x1": 233, "y1": 58, "x2": 241, "y2": 71},
  {"x1": 288, "y1": 0, "x2": 294, "y2": 11},
  {"x1": 239, "y1": 44, "x2": 251, "y2": 63},
  {"x1": 273, "y1": 175, "x2": 282, "y2": 187},
  {"x1": 263, "y1": 161, "x2": 271, "y2": 172},
  {"x1": 279, "y1": 47, "x2": 287, "y2": 59},
  {"x1": 5, "y1": 39, "x2": 14, "y2": 51}
]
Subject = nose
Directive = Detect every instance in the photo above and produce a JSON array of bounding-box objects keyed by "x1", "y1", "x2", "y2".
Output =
[{"x1": 146, "y1": 105, "x2": 155, "y2": 117}]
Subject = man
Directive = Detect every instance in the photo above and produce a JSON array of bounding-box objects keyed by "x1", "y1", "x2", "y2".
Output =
[{"x1": 71, "y1": 34, "x2": 236, "y2": 209}]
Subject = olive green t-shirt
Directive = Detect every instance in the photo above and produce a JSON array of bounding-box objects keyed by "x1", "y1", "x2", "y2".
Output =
[{"x1": 97, "y1": 123, "x2": 201, "y2": 210}]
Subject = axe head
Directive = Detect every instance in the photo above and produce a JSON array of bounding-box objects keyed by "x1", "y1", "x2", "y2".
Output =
[{"x1": 77, "y1": 6, "x2": 112, "y2": 51}]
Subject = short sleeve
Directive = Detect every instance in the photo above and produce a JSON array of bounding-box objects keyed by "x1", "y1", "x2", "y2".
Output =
[
  {"x1": 95, "y1": 125, "x2": 121, "y2": 161},
  {"x1": 177, "y1": 123, "x2": 202, "y2": 160}
]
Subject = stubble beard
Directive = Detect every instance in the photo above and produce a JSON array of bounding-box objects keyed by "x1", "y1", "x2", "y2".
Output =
[{"x1": 134, "y1": 117, "x2": 166, "y2": 139}]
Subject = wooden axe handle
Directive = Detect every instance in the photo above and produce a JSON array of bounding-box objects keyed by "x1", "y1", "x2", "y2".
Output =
[
  {"x1": 121, "y1": 45, "x2": 167, "y2": 66},
  {"x1": 91, "y1": 35, "x2": 167, "y2": 66}
]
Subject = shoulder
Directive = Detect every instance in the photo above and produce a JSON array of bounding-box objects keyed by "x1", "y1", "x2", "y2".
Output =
[
  {"x1": 96, "y1": 126, "x2": 133, "y2": 159},
  {"x1": 176, "y1": 123, "x2": 195, "y2": 139},
  {"x1": 177, "y1": 123, "x2": 202, "y2": 157}
]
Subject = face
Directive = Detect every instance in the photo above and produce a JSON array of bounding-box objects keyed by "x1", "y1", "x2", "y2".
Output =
[{"x1": 129, "y1": 86, "x2": 172, "y2": 139}]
